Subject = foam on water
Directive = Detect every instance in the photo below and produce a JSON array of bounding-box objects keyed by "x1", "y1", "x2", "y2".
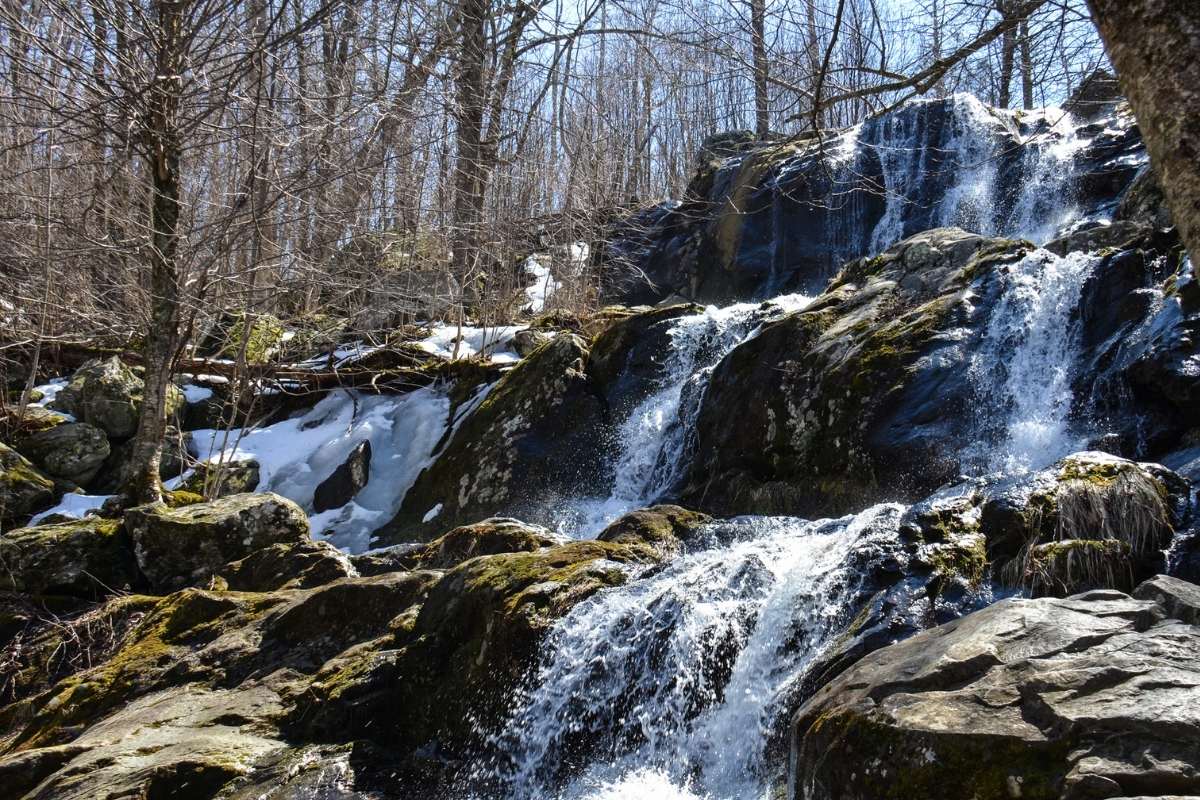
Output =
[
  {"x1": 970, "y1": 249, "x2": 1098, "y2": 475},
  {"x1": 477, "y1": 504, "x2": 907, "y2": 799}
]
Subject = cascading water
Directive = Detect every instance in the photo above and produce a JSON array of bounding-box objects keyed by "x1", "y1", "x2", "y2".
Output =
[
  {"x1": 969, "y1": 249, "x2": 1099, "y2": 475},
  {"x1": 860, "y1": 95, "x2": 1087, "y2": 254},
  {"x1": 476, "y1": 505, "x2": 909, "y2": 800},
  {"x1": 561, "y1": 295, "x2": 812, "y2": 536}
]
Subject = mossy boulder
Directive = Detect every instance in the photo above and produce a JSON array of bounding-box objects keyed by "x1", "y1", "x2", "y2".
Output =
[
  {"x1": 404, "y1": 517, "x2": 567, "y2": 570},
  {"x1": 682, "y1": 228, "x2": 1013, "y2": 517},
  {"x1": 0, "y1": 442, "x2": 57, "y2": 528},
  {"x1": 212, "y1": 540, "x2": 356, "y2": 592},
  {"x1": 980, "y1": 452, "x2": 1186, "y2": 596},
  {"x1": 790, "y1": 579, "x2": 1200, "y2": 800},
  {"x1": 49, "y1": 357, "x2": 184, "y2": 440},
  {"x1": 123, "y1": 493, "x2": 310, "y2": 592},
  {"x1": 596, "y1": 504, "x2": 713, "y2": 558},
  {"x1": 0, "y1": 517, "x2": 138, "y2": 599},
  {"x1": 210, "y1": 312, "x2": 286, "y2": 365},
  {"x1": 177, "y1": 459, "x2": 261, "y2": 498},
  {"x1": 16, "y1": 422, "x2": 110, "y2": 487},
  {"x1": 380, "y1": 333, "x2": 606, "y2": 542}
]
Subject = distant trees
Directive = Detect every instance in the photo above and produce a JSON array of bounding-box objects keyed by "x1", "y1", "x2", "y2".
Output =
[{"x1": 0, "y1": 0, "x2": 1149, "y2": 498}]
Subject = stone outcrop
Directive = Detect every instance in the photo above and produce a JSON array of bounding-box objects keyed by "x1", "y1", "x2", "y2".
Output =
[
  {"x1": 0, "y1": 442, "x2": 57, "y2": 528},
  {"x1": 15, "y1": 423, "x2": 110, "y2": 487},
  {"x1": 790, "y1": 576, "x2": 1200, "y2": 800},
  {"x1": 0, "y1": 517, "x2": 138, "y2": 598},
  {"x1": 49, "y1": 356, "x2": 184, "y2": 440},
  {"x1": 123, "y1": 493, "x2": 310, "y2": 591},
  {"x1": 312, "y1": 440, "x2": 371, "y2": 513}
]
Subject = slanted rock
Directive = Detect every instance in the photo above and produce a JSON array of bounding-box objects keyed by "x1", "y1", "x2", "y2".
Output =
[
  {"x1": 123, "y1": 493, "x2": 310, "y2": 592},
  {"x1": 16, "y1": 423, "x2": 110, "y2": 487},
  {"x1": 312, "y1": 440, "x2": 371, "y2": 513},
  {"x1": 0, "y1": 442, "x2": 57, "y2": 527},
  {"x1": 0, "y1": 516, "x2": 138, "y2": 598},
  {"x1": 790, "y1": 578, "x2": 1200, "y2": 800},
  {"x1": 49, "y1": 357, "x2": 184, "y2": 440},
  {"x1": 381, "y1": 333, "x2": 606, "y2": 542},
  {"x1": 213, "y1": 540, "x2": 356, "y2": 592}
]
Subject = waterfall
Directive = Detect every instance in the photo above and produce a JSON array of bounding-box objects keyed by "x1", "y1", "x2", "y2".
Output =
[
  {"x1": 480, "y1": 504, "x2": 908, "y2": 800},
  {"x1": 561, "y1": 295, "x2": 812, "y2": 536},
  {"x1": 862, "y1": 95, "x2": 1085, "y2": 254},
  {"x1": 969, "y1": 249, "x2": 1099, "y2": 475}
]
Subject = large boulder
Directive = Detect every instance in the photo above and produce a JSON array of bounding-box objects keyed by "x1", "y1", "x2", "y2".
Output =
[
  {"x1": 681, "y1": 228, "x2": 1007, "y2": 517},
  {"x1": 0, "y1": 517, "x2": 139, "y2": 599},
  {"x1": 790, "y1": 577, "x2": 1200, "y2": 800},
  {"x1": 596, "y1": 504, "x2": 713, "y2": 559},
  {"x1": 177, "y1": 459, "x2": 261, "y2": 498},
  {"x1": 0, "y1": 442, "x2": 57, "y2": 527},
  {"x1": 403, "y1": 517, "x2": 567, "y2": 570},
  {"x1": 379, "y1": 333, "x2": 606, "y2": 542},
  {"x1": 49, "y1": 357, "x2": 184, "y2": 440},
  {"x1": 123, "y1": 493, "x2": 310, "y2": 592},
  {"x1": 15, "y1": 423, "x2": 110, "y2": 487},
  {"x1": 212, "y1": 540, "x2": 356, "y2": 592}
]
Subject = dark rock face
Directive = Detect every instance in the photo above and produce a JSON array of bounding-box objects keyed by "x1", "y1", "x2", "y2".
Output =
[
  {"x1": 790, "y1": 577, "x2": 1200, "y2": 800},
  {"x1": 604, "y1": 97, "x2": 1145, "y2": 306},
  {"x1": 313, "y1": 440, "x2": 372, "y2": 513},
  {"x1": 380, "y1": 333, "x2": 607, "y2": 543},
  {"x1": 680, "y1": 228, "x2": 1004, "y2": 517}
]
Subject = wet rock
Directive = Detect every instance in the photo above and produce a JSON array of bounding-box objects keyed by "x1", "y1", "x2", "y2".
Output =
[
  {"x1": 49, "y1": 356, "x2": 184, "y2": 440},
  {"x1": 213, "y1": 540, "x2": 356, "y2": 592},
  {"x1": 597, "y1": 504, "x2": 713, "y2": 558},
  {"x1": 177, "y1": 459, "x2": 261, "y2": 498},
  {"x1": 790, "y1": 578, "x2": 1200, "y2": 800},
  {"x1": 297, "y1": 538, "x2": 664, "y2": 754},
  {"x1": 682, "y1": 228, "x2": 1005, "y2": 517},
  {"x1": 0, "y1": 442, "x2": 57, "y2": 528},
  {"x1": 15, "y1": 423, "x2": 110, "y2": 487},
  {"x1": 0, "y1": 516, "x2": 138, "y2": 599},
  {"x1": 312, "y1": 440, "x2": 371, "y2": 513},
  {"x1": 123, "y1": 493, "x2": 310, "y2": 592},
  {"x1": 1116, "y1": 164, "x2": 1174, "y2": 229},
  {"x1": 979, "y1": 452, "x2": 1186, "y2": 596},
  {"x1": 380, "y1": 333, "x2": 606, "y2": 542}
]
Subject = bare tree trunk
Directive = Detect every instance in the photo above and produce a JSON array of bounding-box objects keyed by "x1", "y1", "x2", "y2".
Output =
[
  {"x1": 452, "y1": 0, "x2": 487, "y2": 280},
  {"x1": 1087, "y1": 0, "x2": 1200, "y2": 265},
  {"x1": 996, "y1": 2, "x2": 1016, "y2": 107},
  {"x1": 750, "y1": 0, "x2": 769, "y2": 138},
  {"x1": 124, "y1": 0, "x2": 185, "y2": 505},
  {"x1": 1019, "y1": 19, "x2": 1034, "y2": 109}
]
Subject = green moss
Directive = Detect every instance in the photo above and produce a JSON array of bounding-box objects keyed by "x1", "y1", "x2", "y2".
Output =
[
  {"x1": 163, "y1": 489, "x2": 205, "y2": 508},
  {"x1": 221, "y1": 313, "x2": 285, "y2": 364}
]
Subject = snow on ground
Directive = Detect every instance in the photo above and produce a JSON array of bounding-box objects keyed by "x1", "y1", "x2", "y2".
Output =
[
  {"x1": 190, "y1": 387, "x2": 452, "y2": 553},
  {"x1": 417, "y1": 324, "x2": 525, "y2": 364},
  {"x1": 29, "y1": 493, "x2": 111, "y2": 525},
  {"x1": 523, "y1": 255, "x2": 561, "y2": 313},
  {"x1": 180, "y1": 384, "x2": 214, "y2": 403}
]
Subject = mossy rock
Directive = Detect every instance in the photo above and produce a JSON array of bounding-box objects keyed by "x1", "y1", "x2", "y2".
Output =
[
  {"x1": 16, "y1": 422, "x2": 110, "y2": 487},
  {"x1": 49, "y1": 357, "x2": 184, "y2": 440},
  {"x1": 0, "y1": 441, "x2": 57, "y2": 528},
  {"x1": 214, "y1": 540, "x2": 355, "y2": 592},
  {"x1": 380, "y1": 333, "x2": 606, "y2": 543},
  {"x1": 0, "y1": 516, "x2": 138, "y2": 599},
  {"x1": 683, "y1": 228, "x2": 1008, "y2": 518},
  {"x1": 123, "y1": 493, "x2": 310, "y2": 592},
  {"x1": 596, "y1": 504, "x2": 713, "y2": 558},
  {"x1": 215, "y1": 313, "x2": 286, "y2": 365},
  {"x1": 404, "y1": 518, "x2": 567, "y2": 570},
  {"x1": 177, "y1": 459, "x2": 261, "y2": 499}
]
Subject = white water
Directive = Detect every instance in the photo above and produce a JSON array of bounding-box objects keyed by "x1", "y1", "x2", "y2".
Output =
[
  {"x1": 970, "y1": 249, "x2": 1098, "y2": 475},
  {"x1": 863, "y1": 95, "x2": 1088, "y2": 253},
  {"x1": 559, "y1": 294, "x2": 812, "y2": 536},
  {"x1": 479, "y1": 505, "x2": 907, "y2": 799}
]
